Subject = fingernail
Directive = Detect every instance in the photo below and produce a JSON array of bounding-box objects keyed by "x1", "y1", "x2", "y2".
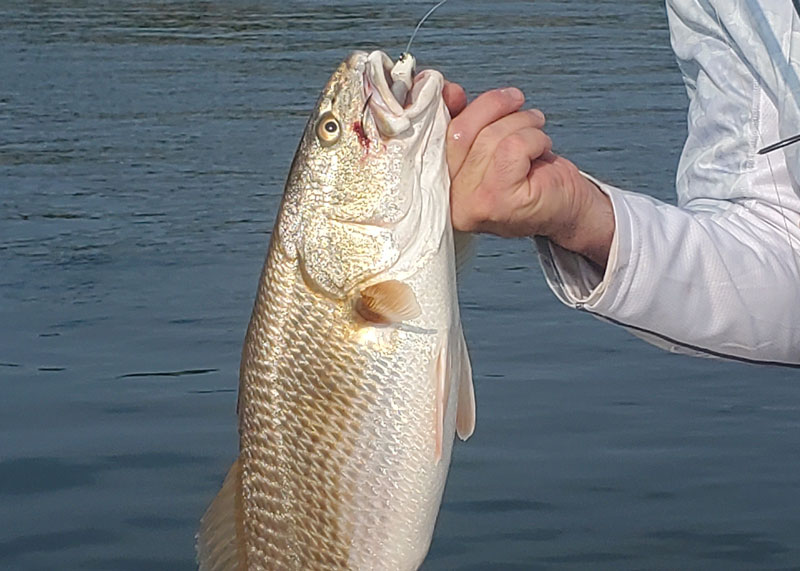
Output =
[
  {"x1": 500, "y1": 87, "x2": 524, "y2": 102},
  {"x1": 529, "y1": 108, "x2": 545, "y2": 121}
]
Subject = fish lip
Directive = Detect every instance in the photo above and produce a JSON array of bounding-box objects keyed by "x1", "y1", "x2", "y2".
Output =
[
  {"x1": 365, "y1": 51, "x2": 405, "y2": 116},
  {"x1": 345, "y1": 50, "x2": 369, "y2": 71},
  {"x1": 363, "y1": 50, "x2": 442, "y2": 137}
]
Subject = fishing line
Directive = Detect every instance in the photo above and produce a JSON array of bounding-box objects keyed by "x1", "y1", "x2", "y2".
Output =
[{"x1": 404, "y1": 0, "x2": 450, "y2": 56}]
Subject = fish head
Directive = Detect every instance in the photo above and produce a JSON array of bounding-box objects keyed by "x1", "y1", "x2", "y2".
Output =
[{"x1": 276, "y1": 51, "x2": 450, "y2": 301}]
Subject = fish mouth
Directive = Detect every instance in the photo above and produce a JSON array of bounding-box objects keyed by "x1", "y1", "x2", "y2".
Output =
[{"x1": 358, "y1": 50, "x2": 443, "y2": 137}]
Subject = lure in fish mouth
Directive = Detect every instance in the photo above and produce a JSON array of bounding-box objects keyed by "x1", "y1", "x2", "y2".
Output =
[
  {"x1": 197, "y1": 49, "x2": 474, "y2": 571},
  {"x1": 325, "y1": 49, "x2": 445, "y2": 161},
  {"x1": 359, "y1": 51, "x2": 442, "y2": 138}
]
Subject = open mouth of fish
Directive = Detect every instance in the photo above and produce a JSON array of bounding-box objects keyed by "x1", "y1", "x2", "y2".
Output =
[{"x1": 356, "y1": 50, "x2": 442, "y2": 137}]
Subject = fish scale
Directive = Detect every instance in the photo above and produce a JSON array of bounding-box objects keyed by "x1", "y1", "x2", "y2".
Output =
[{"x1": 246, "y1": 260, "x2": 365, "y2": 568}]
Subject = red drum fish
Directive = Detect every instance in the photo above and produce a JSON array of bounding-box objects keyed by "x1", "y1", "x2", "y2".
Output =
[{"x1": 197, "y1": 49, "x2": 475, "y2": 571}]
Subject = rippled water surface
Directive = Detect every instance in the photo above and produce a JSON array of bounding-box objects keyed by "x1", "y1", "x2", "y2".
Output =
[{"x1": 3, "y1": 1, "x2": 800, "y2": 569}]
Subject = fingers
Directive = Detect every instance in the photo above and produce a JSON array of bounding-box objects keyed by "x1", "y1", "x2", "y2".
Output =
[
  {"x1": 468, "y1": 109, "x2": 547, "y2": 165},
  {"x1": 446, "y1": 87, "x2": 526, "y2": 176},
  {"x1": 451, "y1": 127, "x2": 551, "y2": 228},
  {"x1": 489, "y1": 127, "x2": 552, "y2": 188},
  {"x1": 442, "y1": 81, "x2": 467, "y2": 117},
  {"x1": 444, "y1": 86, "x2": 557, "y2": 237},
  {"x1": 451, "y1": 109, "x2": 548, "y2": 190}
]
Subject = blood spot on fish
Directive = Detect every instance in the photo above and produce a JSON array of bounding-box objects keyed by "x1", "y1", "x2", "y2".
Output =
[{"x1": 352, "y1": 121, "x2": 371, "y2": 151}]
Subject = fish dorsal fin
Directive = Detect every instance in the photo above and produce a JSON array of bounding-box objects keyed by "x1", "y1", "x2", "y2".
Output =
[
  {"x1": 355, "y1": 280, "x2": 421, "y2": 325},
  {"x1": 197, "y1": 458, "x2": 243, "y2": 571},
  {"x1": 453, "y1": 230, "x2": 476, "y2": 276},
  {"x1": 455, "y1": 330, "x2": 476, "y2": 440}
]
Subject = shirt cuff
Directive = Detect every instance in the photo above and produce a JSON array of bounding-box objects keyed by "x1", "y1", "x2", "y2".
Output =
[{"x1": 535, "y1": 173, "x2": 633, "y2": 310}]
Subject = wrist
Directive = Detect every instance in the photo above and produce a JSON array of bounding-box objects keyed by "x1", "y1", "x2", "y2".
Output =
[{"x1": 548, "y1": 173, "x2": 615, "y2": 269}]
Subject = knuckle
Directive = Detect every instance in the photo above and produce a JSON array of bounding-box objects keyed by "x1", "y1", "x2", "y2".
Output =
[
  {"x1": 555, "y1": 155, "x2": 579, "y2": 180},
  {"x1": 497, "y1": 132, "x2": 527, "y2": 157}
]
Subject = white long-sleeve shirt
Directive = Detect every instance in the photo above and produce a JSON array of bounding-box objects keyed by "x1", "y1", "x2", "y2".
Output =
[{"x1": 537, "y1": 0, "x2": 800, "y2": 365}]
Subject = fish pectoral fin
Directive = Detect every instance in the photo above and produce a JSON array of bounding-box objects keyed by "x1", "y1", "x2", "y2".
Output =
[
  {"x1": 197, "y1": 458, "x2": 243, "y2": 571},
  {"x1": 355, "y1": 280, "x2": 421, "y2": 325},
  {"x1": 455, "y1": 330, "x2": 476, "y2": 441}
]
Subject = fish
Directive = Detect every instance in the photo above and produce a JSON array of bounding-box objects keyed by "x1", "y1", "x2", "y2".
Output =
[{"x1": 196, "y1": 49, "x2": 476, "y2": 571}]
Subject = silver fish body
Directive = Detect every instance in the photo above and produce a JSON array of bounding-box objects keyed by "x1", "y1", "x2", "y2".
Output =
[{"x1": 197, "y1": 50, "x2": 475, "y2": 571}]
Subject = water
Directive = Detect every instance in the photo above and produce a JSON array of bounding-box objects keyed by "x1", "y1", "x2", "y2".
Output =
[{"x1": 2, "y1": 1, "x2": 799, "y2": 569}]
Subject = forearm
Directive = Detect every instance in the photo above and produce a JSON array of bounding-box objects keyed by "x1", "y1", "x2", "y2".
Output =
[
  {"x1": 544, "y1": 172, "x2": 615, "y2": 269},
  {"x1": 538, "y1": 181, "x2": 800, "y2": 364}
]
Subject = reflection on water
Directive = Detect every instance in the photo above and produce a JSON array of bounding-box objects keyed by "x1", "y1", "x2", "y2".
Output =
[{"x1": 3, "y1": 1, "x2": 800, "y2": 569}]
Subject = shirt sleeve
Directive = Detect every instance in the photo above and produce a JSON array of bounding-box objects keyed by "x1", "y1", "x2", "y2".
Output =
[
  {"x1": 537, "y1": 177, "x2": 800, "y2": 364},
  {"x1": 536, "y1": 0, "x2": 800, "y2": 365}
]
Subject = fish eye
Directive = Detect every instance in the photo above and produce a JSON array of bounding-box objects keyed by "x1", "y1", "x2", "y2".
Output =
[{"x1": 316, "y1": 112, "x2": 341, "y2": 146}]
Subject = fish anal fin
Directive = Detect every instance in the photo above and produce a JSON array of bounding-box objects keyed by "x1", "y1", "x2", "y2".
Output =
[
  {"x1": 433, "y1": 331, "x2": 474, "y2": 462},
  {"x1": 355, "y1": 280, "x2": 421, "y2": 325},
  {"x1": 455, "y1": 331, "x2": 476, "y2": 440},
  {"x1": 453, "y1": 230, "x2": 476, "y2": 276},
  {"x1": 197, "y1": 458, "x2": 243, "y2": 571},
  {"x1": 433, "y1": 337, "x2": 450, "y2": 464}
]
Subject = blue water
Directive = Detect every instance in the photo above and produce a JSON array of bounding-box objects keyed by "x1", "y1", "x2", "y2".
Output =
[{"x1": 3, "y1": 1, "x2": 800, "y2": 569}]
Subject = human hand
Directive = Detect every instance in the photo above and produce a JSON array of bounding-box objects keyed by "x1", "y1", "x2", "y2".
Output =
[{"x1": 442, "y1": 82, "x2": 614, "y2": 268}]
